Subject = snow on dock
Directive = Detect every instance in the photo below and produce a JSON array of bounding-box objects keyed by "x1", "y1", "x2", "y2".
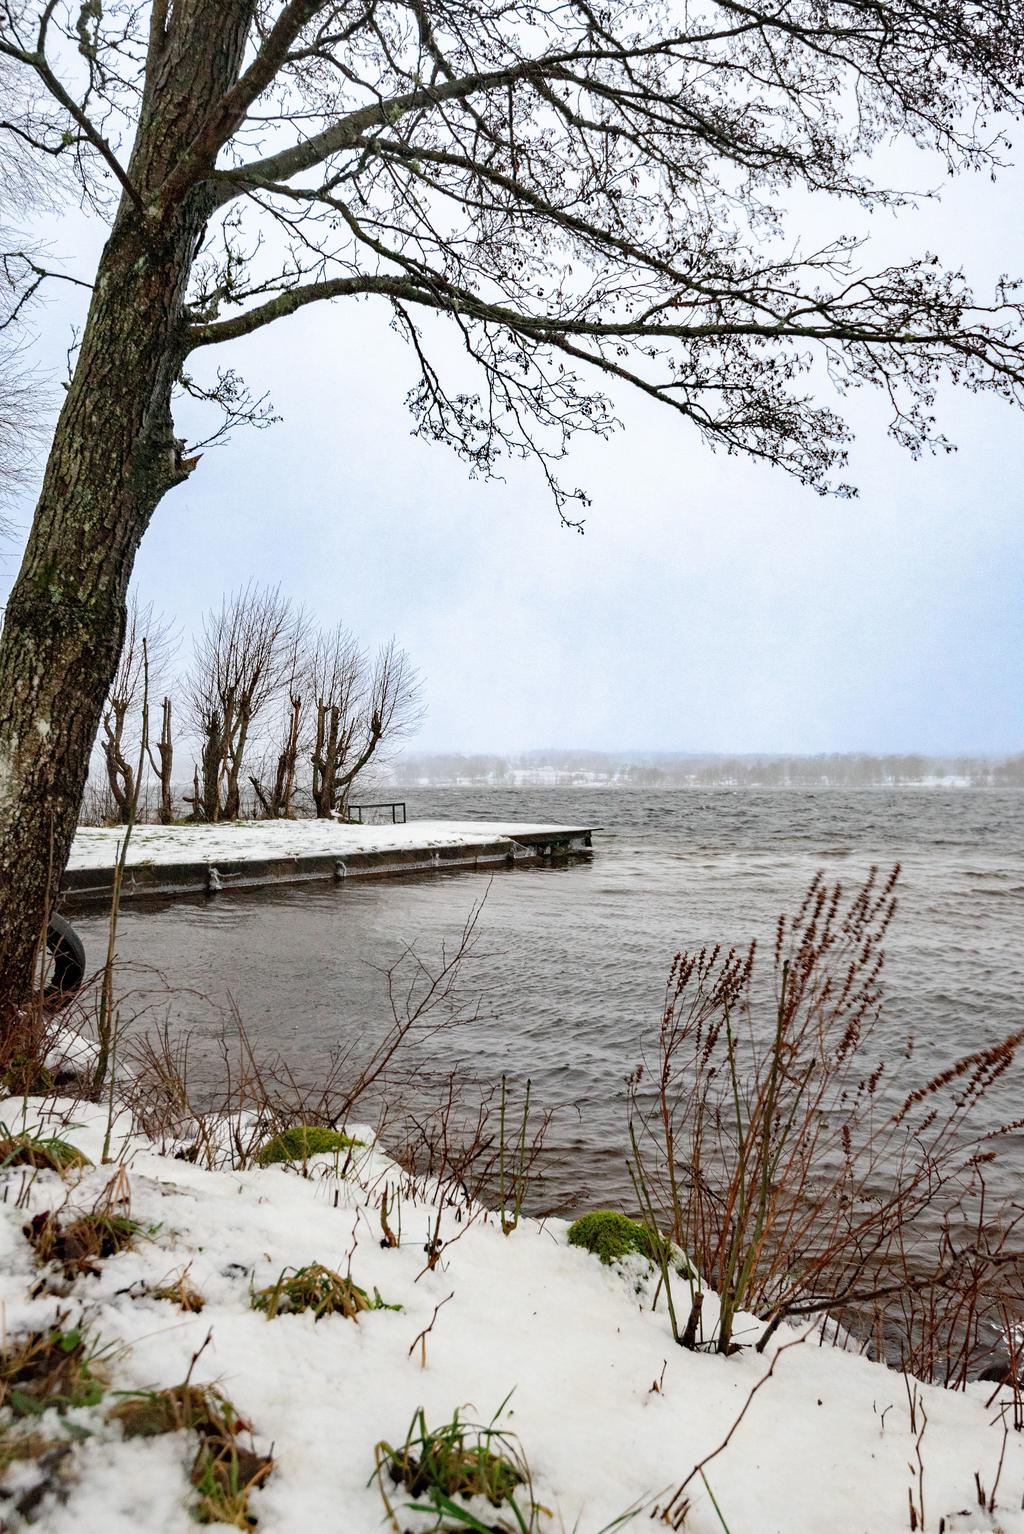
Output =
[{"x1": 65, "y1": 819, "x2": 594, "y2": 901}]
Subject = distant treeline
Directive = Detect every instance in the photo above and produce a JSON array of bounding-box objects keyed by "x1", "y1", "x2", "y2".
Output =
[{"x1": 387, "y1": 750, "x2": 1024, "y2": 789}]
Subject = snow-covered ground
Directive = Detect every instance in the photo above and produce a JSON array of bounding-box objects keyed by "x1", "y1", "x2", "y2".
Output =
[
  {"x1": 1, "y1": 1094, "x2": 1021, "y2": 1534},
  {"x1": 68, "y1": 819, "x2": 590, "y2": 871}
]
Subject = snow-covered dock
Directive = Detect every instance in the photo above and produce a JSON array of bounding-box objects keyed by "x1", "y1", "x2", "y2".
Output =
[{"x1": 64, "y1": 819, "x2": 594, "y2": 902}]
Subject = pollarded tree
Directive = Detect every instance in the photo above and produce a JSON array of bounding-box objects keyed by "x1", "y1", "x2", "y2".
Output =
[
  {"x1": 308, "y1": 624, "x2": 363, "y2": 821},
  {"x1": 99, "y1": 594, "x2": 176, "y2": 823},
  {"x1": 310, "y1": 630, "x2": 423, "y2": 818},
  {"x1": 184, "y1": 583, "x2": 306, "y2": 822},
  {"x1": 250, "y1": 688, "x2": 306, "y2": 820},
  {"x1": 249, "y1": 625, "x2": 422, "y2": 819},
  {"x1": 3, "y1": 2, "x2": 1024, "y2": 1012}
]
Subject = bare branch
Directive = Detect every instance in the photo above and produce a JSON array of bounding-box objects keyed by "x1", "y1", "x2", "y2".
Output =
[{"x1": 0, "y1": 33, "x2": 142, "y2": 208}]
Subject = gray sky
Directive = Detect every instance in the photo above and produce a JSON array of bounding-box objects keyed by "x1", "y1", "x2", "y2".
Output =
[{"x1": 4, "y1": 149, "x2": 1023, "y2": 757}]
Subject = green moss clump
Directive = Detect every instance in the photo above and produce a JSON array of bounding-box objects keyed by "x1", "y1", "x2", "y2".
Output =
[
  {"x1": 255, "y1": 1125, "x2": 362, "y2": 1167},
  {"x1": 567, "y1": 1209, "x2": 662, "y2": 1266}
]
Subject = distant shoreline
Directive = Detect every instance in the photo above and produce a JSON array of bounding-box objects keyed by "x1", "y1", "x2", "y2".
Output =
[
  {"x1": 383, "y1": 749, "x2": 1024, "y2": 791},
  {"x1": 388, "y1": 775, "x2": 1024, "y2": 790}
]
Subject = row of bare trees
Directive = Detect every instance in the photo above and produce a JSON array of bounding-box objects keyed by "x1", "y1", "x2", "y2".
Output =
[{"x1": 93, "y1": 584, "x2": 422, "y2": 826}]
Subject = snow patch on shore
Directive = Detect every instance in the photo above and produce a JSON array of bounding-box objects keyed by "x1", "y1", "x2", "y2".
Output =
[{"x1": 1, "y1": 1096, "x2": 1021, "y2": 1534}]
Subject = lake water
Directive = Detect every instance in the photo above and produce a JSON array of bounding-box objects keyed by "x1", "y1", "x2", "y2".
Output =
[{"x1": 69, "y1": 788, "x2": 1024, "y2": 1213}]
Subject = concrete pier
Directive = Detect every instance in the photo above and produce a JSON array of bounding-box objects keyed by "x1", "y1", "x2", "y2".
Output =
[{"x1": 64, "y1": 819, "x2": 594, "y2": 903}]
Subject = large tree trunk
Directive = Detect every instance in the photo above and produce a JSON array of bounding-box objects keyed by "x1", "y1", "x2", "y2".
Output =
[{"x1": 0, "y1": 1, "x2": 254, "y2": 1020}]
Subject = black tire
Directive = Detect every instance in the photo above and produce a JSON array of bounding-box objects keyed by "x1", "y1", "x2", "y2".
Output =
[{"x1": 45, "y1": 913, "x2": 86, "y2": 1004}]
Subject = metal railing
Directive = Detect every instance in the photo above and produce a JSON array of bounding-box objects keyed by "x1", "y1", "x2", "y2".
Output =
[{"x1": 347, "y1": 801, "x2": 407, "y2": 824}]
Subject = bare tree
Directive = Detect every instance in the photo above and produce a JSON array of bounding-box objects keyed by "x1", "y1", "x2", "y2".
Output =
[
  {"x1": 311, "y1": 629, "x2": 422, "y2": 818},
  {"x1": 99, "y1": 594, "x2": 176, "y2": 824},
  {"x1": 309, "y1": 623, "x2": 363, "y2": 820},
  {"x1": 0, "y1": 336, "x2": 42, "y2": 536},
  {"x1": 3, "y1": 4, "x2": 1024, "y2": 1010},
  {"x1": 146, "y1": 695, "x2": 175, "y2": 824},
  {"x1": 247, "y1": 623, "x2": 423, "y2": 819},
  {"x1": 185, "y1": 584, "x2": 305, "y2": 821},
  {"x1": 250, "y1": 687, "x2": 305, "y2": 819},
  {"x1": 0, "y1": 57, "x2": 64, "y2": 534}
]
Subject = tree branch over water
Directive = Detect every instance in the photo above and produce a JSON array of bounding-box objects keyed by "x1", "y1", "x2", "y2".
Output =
[{"x1": 4, "y1": 0, "x2": 1024, "y2": 1013}]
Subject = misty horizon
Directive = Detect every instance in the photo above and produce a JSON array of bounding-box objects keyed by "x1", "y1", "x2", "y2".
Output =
[{"x1": 380, "y1": 748, "x2": 1024, "y2": 790}]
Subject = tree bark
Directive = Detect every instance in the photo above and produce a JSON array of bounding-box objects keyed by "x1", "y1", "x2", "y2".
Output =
[{"x1": 0, "y1": 0, "x2": 255, "y2": 1018}]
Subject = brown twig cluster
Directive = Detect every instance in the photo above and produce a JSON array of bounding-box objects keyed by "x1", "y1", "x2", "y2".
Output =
[{"x1": 386, "y1": 1068, "x2": 558, "y2": 1226}]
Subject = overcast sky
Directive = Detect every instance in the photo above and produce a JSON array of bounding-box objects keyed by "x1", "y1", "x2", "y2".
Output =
[{"x1": 3, "y1": 147, "x2": 1023, "y2": 758}]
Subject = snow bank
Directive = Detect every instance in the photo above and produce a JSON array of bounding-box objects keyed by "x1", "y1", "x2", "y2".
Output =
[
  {"x1": 68, "y1": 819, "x2": 590, "y2": 872},
  {"x1": 1, "y1": 1096, "x2": 1020, "y2": 1534}
]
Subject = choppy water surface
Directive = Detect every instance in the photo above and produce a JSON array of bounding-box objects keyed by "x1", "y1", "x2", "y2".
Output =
[{"x1": 70, "y1": 789, "x2": 1024, "y2": 1211}]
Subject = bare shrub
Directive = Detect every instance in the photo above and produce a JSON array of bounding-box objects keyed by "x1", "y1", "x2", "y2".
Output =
[
  {"x1": 113, "y1": 889, "x2": 558, "y2": 1245},
  {"x1": 386, "y1": 1069, "x2": 557, "y2": 1224},
  {"x1": 877, "y1": 1172, "x2": 1024, "y2": 1394},
  {"x1": 628, "y1": 867, "x2": 1024, "y2": 1371},
  {"x1": 121, "y1": 898, "x2": 488, "y2": 1168}
]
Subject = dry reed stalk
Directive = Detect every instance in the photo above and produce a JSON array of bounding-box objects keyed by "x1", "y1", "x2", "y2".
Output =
[{"x1": 628, "y1": 867, "x2": 1024, "y2": 1370}]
